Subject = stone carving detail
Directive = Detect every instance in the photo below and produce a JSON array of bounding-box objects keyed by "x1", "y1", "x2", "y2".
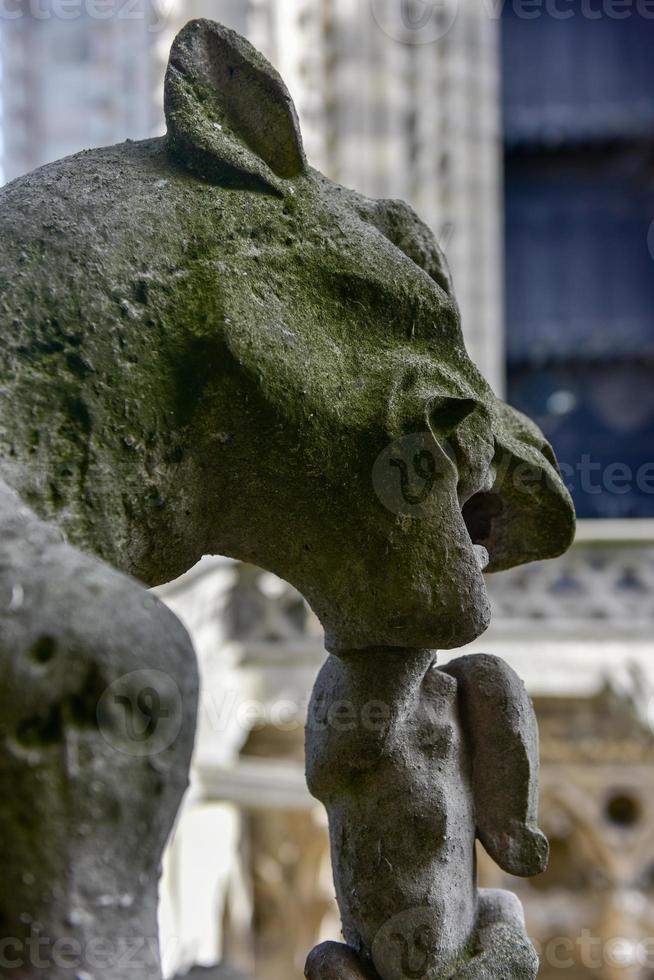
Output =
[
  {"x1": 487, "y1": 543, "x2": 654, "y2": 628},
  {"x1": 0, "y1": 18, "x2": 574, "y2": 979},
  {"x1": 306, "y1": 651, "x2": 547, "y2": 980}
]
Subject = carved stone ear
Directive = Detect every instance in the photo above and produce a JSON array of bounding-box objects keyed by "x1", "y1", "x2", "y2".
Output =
[
  {"x1": 356, "y1": 197, "x2": 455, "y2": 297},
  {"x1": 443, "y1": 654, "x2": 549, "y2": 877},
  {"x1": 164, "y1": 19, "x2": 307, "y2": 193}
]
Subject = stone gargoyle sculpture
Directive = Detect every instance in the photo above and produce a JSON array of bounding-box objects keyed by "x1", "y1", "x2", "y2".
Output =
[{"x1": 0, "y1": 18, "x2": 575, "y2": 980}]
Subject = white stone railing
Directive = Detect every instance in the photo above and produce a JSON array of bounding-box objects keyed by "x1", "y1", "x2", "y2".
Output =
[
  {"x1": 486, "y1": 519, "x2": 654, "y2": 635},
  {"x1": 210, "y1": 519, "x2": 654, "y2": 644}
]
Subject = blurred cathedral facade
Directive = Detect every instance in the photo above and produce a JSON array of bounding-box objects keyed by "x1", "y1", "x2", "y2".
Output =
[{"x1": 1, "y1": 2, "x2": 654, "y2": 978}]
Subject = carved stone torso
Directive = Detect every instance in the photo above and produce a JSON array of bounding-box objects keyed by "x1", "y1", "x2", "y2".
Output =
[{"x1": 307, "y1": 650, "x2": 477, "y2": 978}]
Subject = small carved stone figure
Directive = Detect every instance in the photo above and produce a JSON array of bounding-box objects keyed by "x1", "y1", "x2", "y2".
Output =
[
  {"x1": 306, "y1": 651, "x2": 547, "y2": 980},
  {"x1": 0, "y1": 19, "x2": 575, "y2": 979}
]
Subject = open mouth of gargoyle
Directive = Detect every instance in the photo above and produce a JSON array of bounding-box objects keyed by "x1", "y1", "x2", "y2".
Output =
[{"x1": 461, "y1": 488, "x2": 506, "y2": 573}]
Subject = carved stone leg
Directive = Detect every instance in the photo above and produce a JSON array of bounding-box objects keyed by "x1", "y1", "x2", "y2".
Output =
[
  {"x1": 305, "y1": 893, "x2": 538, "y2": 980},
  {"x1": 305, "y1": 941, "x2": 381, "y2": 980},
  {"x1": 0, "y1": 483, "x2": 198, "y2": 979},
  {"x1": 305, "y1": 649, "x2": 546, "y2": 980},
  {"x1": 449, "y1": 891, "x2": 538, "y2": 979}
]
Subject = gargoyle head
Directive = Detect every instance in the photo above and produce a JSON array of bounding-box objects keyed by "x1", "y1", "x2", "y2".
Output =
[{"x1": 164, "y1": 20, "x2": 574, "y2": 653}]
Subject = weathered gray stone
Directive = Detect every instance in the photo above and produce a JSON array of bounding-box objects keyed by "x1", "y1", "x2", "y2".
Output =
[
  {"x1": 306, "y1": 941, "x2": 381, "y2": 980},
  {"x1": 306, "y1": 652, "x2": 546, "y2": 980},
  {"x1": 0, "y1": 19, "x2": 573, "y2": 655},
  {"x1": 166, "y1": 18, "x2": 307, "y2": 192},
  {"x1": 444, "y1": 654, "x2": 548, "y2": 878},
  {"x1": 0, "y1": 482, "x2": 198, "y2": 979},
  {"x1": 0, "y1": 18, "x2": 575, "y2": 979},
  {"x1": 306, "y1": 891, "x2": 538, "y2": 980}
]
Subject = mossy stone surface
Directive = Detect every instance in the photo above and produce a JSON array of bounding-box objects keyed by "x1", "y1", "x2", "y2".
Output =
[
  {"x1": 0, "y1": 19, "x2": 574, "y2": 654},
  {"x1": 0, "y1": 20, "x2": 576, "y2": 980}
]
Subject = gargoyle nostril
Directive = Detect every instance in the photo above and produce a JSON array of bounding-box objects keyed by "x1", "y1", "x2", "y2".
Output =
[{"x1": 428, "y1": 397, "x2": 477, "y2": 437}]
